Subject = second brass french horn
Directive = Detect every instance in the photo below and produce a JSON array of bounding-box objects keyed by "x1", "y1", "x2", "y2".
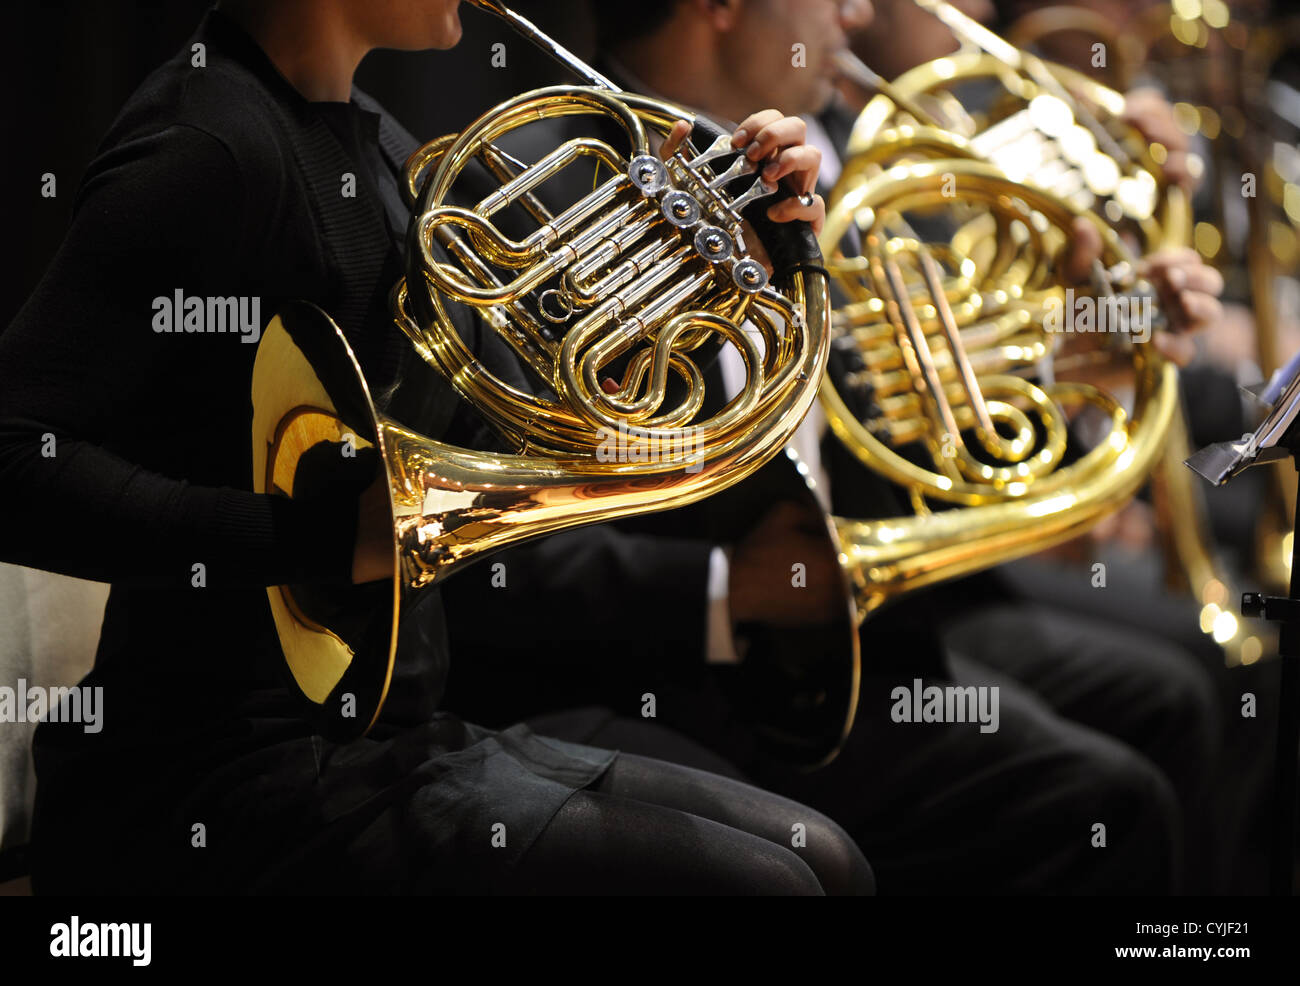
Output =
[
  {"x1": 820, "y1": 157, "x2": 1176, "y2": 618},
  {"x1": 811, "y1": 0, "x2": 1255, "y2": 661}
]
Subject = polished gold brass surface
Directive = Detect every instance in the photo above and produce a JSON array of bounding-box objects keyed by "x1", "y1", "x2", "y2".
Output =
[
  {"x1": 818, "y1": 157, "x2": 1176, "y2": 620},
  {"x1": 393, "y1": 84, "x2": 815, "y2": 461},
  {"x1": 1003, "y1": 0, "x2": 1288, "y2": 663},
  {"x1": 252, "y1": 1, "x2": 843, "y2": 750},
  {"x1": 830, "y1": 0, "x2": 1258, "y2": 664},
  {"x1": 1005, "y1": 5, "x2": 1144, "y2": 90},
  {"x1": 842, "y1": 53, "x2": 1181, "y2": 248}
]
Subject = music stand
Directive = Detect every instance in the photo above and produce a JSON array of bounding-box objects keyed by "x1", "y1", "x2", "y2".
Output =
[{"x1": 1187, "y1": 347, "x2": 1300, "y2": 895}]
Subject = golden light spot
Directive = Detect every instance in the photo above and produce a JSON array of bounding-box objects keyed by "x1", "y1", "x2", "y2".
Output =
[
  {"x1": 1194, "y1": 221, "x2": 1222, "y2": 259},
  {"x1": 1198, "y1": 106, "x2": 1221, "y2": 140},
  {"x1": 1202, "y1": 0, "x2": 1230, "y2": 29},
  {"x1": 1212, "y1": 610, "x2": 1239, "y2": 644},
  {"x1": 1173, "y1": 102, "x2": 1201, "y2": 135},
  {"x1": 1284, "y1": 183, "x2": 1300, "y2": 225},
  {"x1": 1170, "y1": 15, "x2": 1200, "y2": 46},
  {"x1": 1202, "y1": 578, "x2": 1227, "y2": 607},
  {"x1": 1271, "y1": 222, "x2": 1298, "y2": 267}
]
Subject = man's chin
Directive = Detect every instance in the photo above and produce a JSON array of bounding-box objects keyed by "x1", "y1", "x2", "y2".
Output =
[
  {"x1": 807, "y1": 79, "x2": 837, "y2": 118},
  {"x1": 432, "y1": 9, "x2": 463, "y2": 51}
]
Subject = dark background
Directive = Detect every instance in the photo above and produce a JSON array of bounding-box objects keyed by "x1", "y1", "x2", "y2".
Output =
[{"x1": 2, "y1": 0, "x2": 598, "y2": 327}]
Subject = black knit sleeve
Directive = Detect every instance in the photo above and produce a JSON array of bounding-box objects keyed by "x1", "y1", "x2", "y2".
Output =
[{"x1": 0, "y1": 123, "x2": 358, "y2": 588}]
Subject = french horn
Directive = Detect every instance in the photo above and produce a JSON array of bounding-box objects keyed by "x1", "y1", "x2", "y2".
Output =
[
  {"x1": 997, "y1": 0, "x2": 1281, "y2": 664},
  {"x1": 821, "y1": 0, "x2": 1256, "y2": 663},
  {"x1": 250, "y1": 0, "x2": 835, "y2": 742},
  {"x1": 820, "y1": 156, "x2": 1177, "y2": 617}
]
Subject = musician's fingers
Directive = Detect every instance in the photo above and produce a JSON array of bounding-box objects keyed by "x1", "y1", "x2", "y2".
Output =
[
  {"x1": 742, "y1": 115, "x2": 808, "y2": 164},
  {"x1": 1153, "y1": 330, "x2": 1198, "y2": 366},
  {"x1": 1161, "y1": 150, "x2": 1200, "y2": 193},
  {"x1": 1176, "y1": 261, "x2": 1224, "y2": 297},
  {"x1": 1176, "y1": 290, "x2": 1224, "y2": 333},
  {"x1": 1155, "y1": 281, "x2": 1222, "y2": 347},
  {"x1": 1137, "y1": 247, "x2": 1199, "y2": 273},
  {"x1": 732, "y1": 109, "x2": 783, "y2": 149},
  {"x1": 660, "y1": 119, "x2": 692, "y2": 161},
  {"x1": 840, "y1": 0, "x2": 874, "y2": 30},
  {"x1": 1122, "y1": 86, "x2": 1187, "y2": 154},
  {"x1": 766, "y1": 192, "x2": 825, "y2": 235},
  {"x1": 760, "y1": 144, "x2": 821, "y2": 194},
  {"x1": 1140, "y1": 250, "x2": 1224, "y2": 297}
]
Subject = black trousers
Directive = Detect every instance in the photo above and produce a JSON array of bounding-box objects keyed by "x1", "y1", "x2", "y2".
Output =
[
  {"x1": 984, "y1": 557, "x2": 1280, "y2": 893},
  {"x1": 515, "y1": 714, "x2": 875, "y2": 896},
  {"x1": 762, "y1": 648, "x2": 1187, "y2": 894},
  {"x1": 538, "y1": 604, "x2": 1224, "y2": 894}
]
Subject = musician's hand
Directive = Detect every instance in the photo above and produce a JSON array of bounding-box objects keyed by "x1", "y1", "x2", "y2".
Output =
[
  {"x1": 659, "y1": 119, "x2": 692, "y2": 160},
  {"x1": 1122, "y1": 86, "x2": 1199, "y2": 192},
  {"x1": 351, "y1": 471, "x2": 395, "y2": 584},
  {"x1": 660, "y1": 113, "x2": 824, "y2": 279},
  {"x1": 728, "y1": 500, "x2": 844, "y2": 628},
  {"x1": 1139, "y1": 247, "x2": 1225, "y2": 365},
  {"x1": 1062, "y1": 219, "x2": 1222, "y2": 366},
  {"x1": 731, "y1": 110, "x2": 826, "y2": 234}
]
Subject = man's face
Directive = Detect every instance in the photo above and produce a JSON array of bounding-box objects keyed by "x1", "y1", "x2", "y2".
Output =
[
  {"x1": 851, "y1": 0, "x2": 994, "y2": 79},
  {"x1": 353, "y1": 0, "x2": 465, "y2": 51},
  {"x1": 720, "y1": 0, "x2": 855, "y2": 117}
]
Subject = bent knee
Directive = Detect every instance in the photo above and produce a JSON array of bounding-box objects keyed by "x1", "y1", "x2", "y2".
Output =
[
  {"x1": 741, "y1": 842, "x2": 827, "y2": 895},
  {"x1": 1060, "y1": 741, "x2": 1182, "y2": 892},
  {"x1": 790, "y1": 813, "x2": 876, "y2": 895}
]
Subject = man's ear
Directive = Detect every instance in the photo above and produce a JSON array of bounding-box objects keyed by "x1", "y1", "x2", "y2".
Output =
[{"x1": 686, "y1": 0, "x2": 743, "y2": 31}]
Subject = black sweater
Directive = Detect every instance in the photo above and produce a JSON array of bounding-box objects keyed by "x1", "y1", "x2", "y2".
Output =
[{"x1": 0, "y1": 10, "x2": 463, "y2": 814}]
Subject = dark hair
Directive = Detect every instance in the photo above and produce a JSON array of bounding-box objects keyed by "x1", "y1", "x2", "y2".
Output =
[{"x1": 591, "y1": 1, "x2": 681, "y2": 52}]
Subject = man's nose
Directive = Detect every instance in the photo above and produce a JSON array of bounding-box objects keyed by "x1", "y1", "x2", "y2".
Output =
[
  {"x1": 839, "y1": 0, "x2": 875, "y2": 33},
  {"x1": 954, "y1": 0, "x2": 996, "y2": 24}
]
